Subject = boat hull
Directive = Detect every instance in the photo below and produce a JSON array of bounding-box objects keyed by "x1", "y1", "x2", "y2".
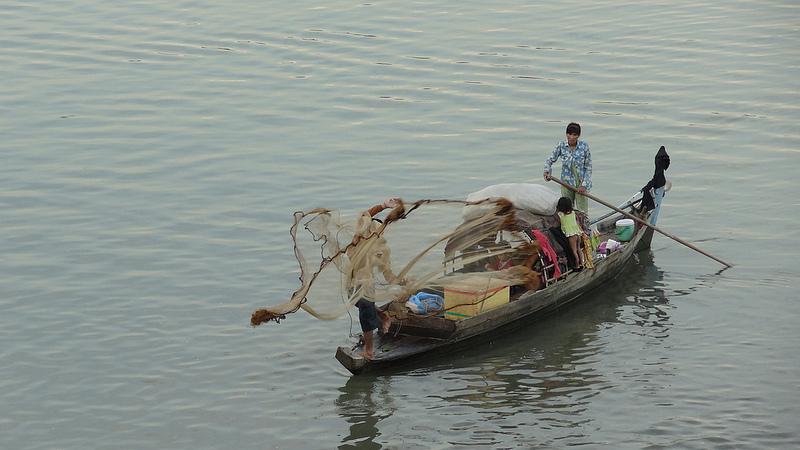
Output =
[{"x1": 336, "y1": 217, "x2": 655, "y2": 375}]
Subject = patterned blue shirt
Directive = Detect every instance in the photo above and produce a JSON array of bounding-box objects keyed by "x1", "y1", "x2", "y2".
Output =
[{"x1": 543, "y1": 140, "x2": 592, "y2": 191}]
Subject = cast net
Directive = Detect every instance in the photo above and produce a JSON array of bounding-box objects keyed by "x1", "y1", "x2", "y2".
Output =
[{"x1": 251, "y1": 196, "x2": 556, "y2": 327}]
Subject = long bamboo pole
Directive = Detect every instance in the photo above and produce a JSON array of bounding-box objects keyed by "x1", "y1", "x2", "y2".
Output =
[
  {"x1": 549, "y1": 176, "x2": 733, "y2": 268},
  {"x1": 589, "y1": 197, "x2": 642, "y2": 225}
]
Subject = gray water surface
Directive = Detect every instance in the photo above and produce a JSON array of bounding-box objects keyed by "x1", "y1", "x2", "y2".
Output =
[{"x1": 2, "y1": 1, "x2": 799, "y2": 449}]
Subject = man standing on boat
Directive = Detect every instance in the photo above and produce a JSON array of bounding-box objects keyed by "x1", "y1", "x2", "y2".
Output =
[
  {"x1": 349, "y1": 197, "x2": 403, "y2": 359},
  {"x1": 543, "y1": 122, "x2": 593, "y2": 214}
]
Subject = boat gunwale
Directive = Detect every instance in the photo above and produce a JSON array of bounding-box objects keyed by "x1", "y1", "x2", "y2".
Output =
[{"x1": 337, "y1": 209, "x2": 654, "y2": 373}]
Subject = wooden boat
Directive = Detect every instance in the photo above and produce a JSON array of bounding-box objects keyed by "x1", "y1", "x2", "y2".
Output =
[{"x1": 336, "y1": 191, "x2": 662, "y2": 375}]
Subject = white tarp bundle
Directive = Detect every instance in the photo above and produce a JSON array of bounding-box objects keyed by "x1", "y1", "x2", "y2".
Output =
[{"x1": 463, "y1": 183, "x2": 560, "y2": 220}]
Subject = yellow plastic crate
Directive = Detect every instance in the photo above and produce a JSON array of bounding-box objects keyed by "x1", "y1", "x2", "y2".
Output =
[{"x1": 444, "y1": 278, "x2": 509, "y2": 320}]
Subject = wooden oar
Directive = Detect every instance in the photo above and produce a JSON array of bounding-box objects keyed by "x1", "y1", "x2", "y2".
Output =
[{"x1": 548, "y1": 176, "x2": 733, "y2": 268}]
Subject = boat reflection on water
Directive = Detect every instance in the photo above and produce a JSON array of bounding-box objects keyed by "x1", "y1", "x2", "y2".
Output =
[
  {"x1": 334, "y1": 376, "x2": 396, "y2": 450},
  {"x1": 336, "y1": 251, "x2": 677, "y2": 448}
]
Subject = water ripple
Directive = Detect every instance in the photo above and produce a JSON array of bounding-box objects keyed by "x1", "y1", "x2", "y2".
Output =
[{"x1": 3, "y1": 0, "x2": 799, "y2": 448}]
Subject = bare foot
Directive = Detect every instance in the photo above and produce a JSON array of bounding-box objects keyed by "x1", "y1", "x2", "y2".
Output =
[{"x1": 362, "y1": 350, "x2": 374, "y2": 360}]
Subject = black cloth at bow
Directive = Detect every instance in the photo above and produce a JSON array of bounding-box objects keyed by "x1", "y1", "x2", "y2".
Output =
[{"x1": 641, "y1": 146, "x2": 670, "y2": 211}]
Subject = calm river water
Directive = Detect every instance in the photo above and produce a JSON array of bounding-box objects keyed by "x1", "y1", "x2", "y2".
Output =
[{"x1": 2, "y1": 1, "x2": 799, "y2": 449}]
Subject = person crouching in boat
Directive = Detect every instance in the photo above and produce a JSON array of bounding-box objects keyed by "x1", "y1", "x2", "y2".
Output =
[
  {"x1": 485, "y1": 252, "x2": 513, "y2": 271},
  {"x1": 348, "y1": 197, "x2": 403, "y2": 359},
  {"x1": 556, "y1": 196, "x2": 584, "y2": 271},
  {"x1": 484, "y1": 241, "x2": 514, "y2": 271}
]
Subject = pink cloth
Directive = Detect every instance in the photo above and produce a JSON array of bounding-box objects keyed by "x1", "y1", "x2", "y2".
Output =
[{"x1": 531, "y1": 229, "x2": 562, "y2": 279}]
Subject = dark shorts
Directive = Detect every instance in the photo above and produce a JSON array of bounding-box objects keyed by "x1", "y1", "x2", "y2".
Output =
[{"x1": 355, "y1": 299, "x2": 380, "y2": 333}]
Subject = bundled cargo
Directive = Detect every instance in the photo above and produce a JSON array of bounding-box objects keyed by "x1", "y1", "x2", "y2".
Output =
[{"x1": 463, "y1": 183, "x2": 560, "y2": 221}]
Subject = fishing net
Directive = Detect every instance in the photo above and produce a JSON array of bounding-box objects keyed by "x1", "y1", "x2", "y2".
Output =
[{"x1": 251, "y1": 197, "x2": 555, "y2": 327}]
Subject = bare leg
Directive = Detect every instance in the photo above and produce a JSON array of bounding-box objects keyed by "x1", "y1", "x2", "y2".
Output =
[
  {"x1": 569, "y1": 236, "x2": 581, "y2": 268},
  {"x1": 362, "y1": 330, "x2": 374, "y2": 359}
]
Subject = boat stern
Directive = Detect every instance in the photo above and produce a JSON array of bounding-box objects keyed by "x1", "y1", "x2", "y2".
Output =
[{"x1": 335, "y1": 346, "x2": 368, "y2": 374}]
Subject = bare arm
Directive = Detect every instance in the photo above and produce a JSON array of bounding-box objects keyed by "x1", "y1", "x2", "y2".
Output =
[{"x1": 366, "y1": 197, "x2": 401, "y2": 217}]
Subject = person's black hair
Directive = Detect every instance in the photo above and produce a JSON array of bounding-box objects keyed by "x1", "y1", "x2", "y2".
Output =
[
  {"x1": 557, "y1": 196, "x2": 573, "y2": 214},
  {"x1": 566, "y1": 122, "x2": 581, "y2": 136}
]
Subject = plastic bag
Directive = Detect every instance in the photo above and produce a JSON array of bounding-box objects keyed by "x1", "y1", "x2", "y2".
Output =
[
  {"x1": 590, "y1": 226, "x2": 601, "y2": 251},
  {"x1": 597, "y1": 239, "x2": 621, "y2": 255},
  {"x1": 405, "y1": 292, "x2": 444, "y2": 314}
]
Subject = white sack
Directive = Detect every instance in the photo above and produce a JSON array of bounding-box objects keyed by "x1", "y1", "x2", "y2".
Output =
[{"x1": 463, "y1": 183, "x2": 560, "y2": 221}]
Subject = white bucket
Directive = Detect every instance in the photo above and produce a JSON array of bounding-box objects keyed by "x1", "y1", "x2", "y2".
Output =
[
  {"x1": 615, "y1": 218, "x2": 634, "y2": 227},
  {"x1": 615, "y1": 218, "x2": 635, "y2": 242}
]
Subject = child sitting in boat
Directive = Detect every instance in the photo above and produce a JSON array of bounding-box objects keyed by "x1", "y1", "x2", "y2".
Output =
[{"x1": 556, "y1": 196, "x2": 584, "y2": 271}]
